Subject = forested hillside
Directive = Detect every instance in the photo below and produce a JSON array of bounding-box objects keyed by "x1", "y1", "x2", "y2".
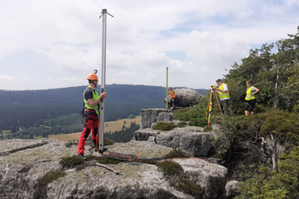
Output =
[{"x1": 0, "y1": 84, "x2": 206, "y2": 135}]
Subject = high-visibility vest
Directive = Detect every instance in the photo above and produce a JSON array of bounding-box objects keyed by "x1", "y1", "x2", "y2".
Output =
[
  {"x1": 169, "y1": 90, "x2": 176, "y2": 98},
  {"x1": 83, "y1": 86, "x2": 100, "y2": 114},
  {"x1": 245, "y1": 86, "x2": 255, "y2": 101},
  {"x1": 219, "y1": 84, "x2": 230, "y2": 99}
]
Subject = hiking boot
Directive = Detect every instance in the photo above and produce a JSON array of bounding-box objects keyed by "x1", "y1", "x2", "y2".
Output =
[{"x1": 78, "y1": 153, "x2": 86, "y2": 160}]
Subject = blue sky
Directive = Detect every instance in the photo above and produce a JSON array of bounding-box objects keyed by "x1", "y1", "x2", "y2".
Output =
[{"x1": 0, "y1": 0, "x2": 298, "y2": 90}]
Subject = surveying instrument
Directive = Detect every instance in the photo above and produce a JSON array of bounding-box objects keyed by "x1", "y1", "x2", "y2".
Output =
[{"x1": 206, "y1": 85, "x2": 222, "y2": 126}]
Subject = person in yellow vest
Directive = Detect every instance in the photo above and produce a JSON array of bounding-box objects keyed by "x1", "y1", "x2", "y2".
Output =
[
  {"x1": 216, "y1": 78, "x2": 230, "y2": 115},
  {"x1": 168, "y1": 87, "x2": 176, "y2": 109},
  {"x1": 245, "y1": 80, "x2": 259, "y2": 115},
  {"x1": 78, "y1": 73, "x2": 107, "y2": 157}
]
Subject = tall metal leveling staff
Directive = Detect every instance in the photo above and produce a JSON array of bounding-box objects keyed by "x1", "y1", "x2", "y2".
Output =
[{"x1": 98, "y1": 9, "x2": 113, "y2": 153}]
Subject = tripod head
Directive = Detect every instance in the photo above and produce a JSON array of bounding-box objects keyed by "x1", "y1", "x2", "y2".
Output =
[{"x1": 211, "y1": 85, "x2": 216, "y2": 90}]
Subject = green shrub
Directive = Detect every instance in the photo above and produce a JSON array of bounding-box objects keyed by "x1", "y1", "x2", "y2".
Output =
[
  {"x1": 254, "y1": 104, "x2": 267, "y2": 113},
  {"x1": 59, "y1": 156, "x2": 84, "y2": 168},
  {"x1": 37, "y1": 170, "x2": 66, "y2": 186},
  {"x1": 177, "y1": 122, "x2": 187, "y2": 128},
  {"x1": 173, "y1": 99, "x2": 208, "y2": 127},
  {"x1": 153, "y1": 122, "x2": 175, "y2": 131},
  {"x1": 163, "y1": 149, "x2": 191, "y2": 159}
]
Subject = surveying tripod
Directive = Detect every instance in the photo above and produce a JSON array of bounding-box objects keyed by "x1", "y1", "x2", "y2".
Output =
[{"x1": 206, "y1": 85, "x2": 222, "y2": 126}]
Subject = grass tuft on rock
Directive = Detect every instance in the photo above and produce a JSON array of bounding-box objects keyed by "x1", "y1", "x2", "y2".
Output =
[
  {"x1": 153, "y1": 122, "x2": 176, "y2": 131},
  {"x1": 142, "y1": 159, "x2": 158, "y2": 164},
  {"x1": 86, "y1": 155, "x2": 123, "y2": 164},
  {"x1": 177, "y1": 121, "x2": 187, "y2": 128},
  {"x1": 163, "y1": 149, "x2": 191, "y2": 159},
  {"x1": 104, "y1": 138, "x2": 114, "y2": 145},
  {"x1": 75, "y1": 165, "x2": 85, "y2": 171},
  {"x1": 203, "y1": 126, "x2": 213, "y2": 132},
  {"x1": 176, "y1": 177, "x2": 203, "y2": 197},
  {"x1": 156, "y1": 160, "x2": 203, "y2": 198},
  {"x1": 156, "y1": 161, "x2": 184, "y2": 176},
  {"x1": 37, "y1": 170, "x2": 66, "y2": 186},
  {"x1": 65, "y1": 140, "x2": 78, "y2": 148},
  {"x1": 59, "y1": 155, "x2": 85, "y2": 168}
]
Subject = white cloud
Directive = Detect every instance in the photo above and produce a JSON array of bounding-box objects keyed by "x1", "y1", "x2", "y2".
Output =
[
  {"x1": 0, "y1": 74, "x2": 33, "y2": 90},
  {"x1": 0, "y1": 0, "x2": 298, "y2": 90}
]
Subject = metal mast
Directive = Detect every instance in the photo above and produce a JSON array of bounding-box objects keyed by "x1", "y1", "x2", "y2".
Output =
[
  {"x1": 99, "y1": 9, "x2": 113, "y2": 153},
  {"x1": 166, "y1": 67, "x2": 169, "y2": 109}
]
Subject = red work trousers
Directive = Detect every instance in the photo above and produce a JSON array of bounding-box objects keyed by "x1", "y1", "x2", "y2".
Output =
[{"x1": 78, "y1": 114, "x2": 100, "y2": 154}]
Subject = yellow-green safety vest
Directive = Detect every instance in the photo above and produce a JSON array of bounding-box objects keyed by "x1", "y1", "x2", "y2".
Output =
[
  {"x1": 219, "y1": 83, "x2": 230, "y2": 99},
  {"x1": 245, "y1": 86, "x2": 255, "y2": 101},
  {"x1": 83, "y1": 86, "x2": 100, "y2": 114}
]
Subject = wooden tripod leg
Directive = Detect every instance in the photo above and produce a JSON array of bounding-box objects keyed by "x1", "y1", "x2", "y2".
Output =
[{"x1": 214, "y1": 91, "x2": 222, "y2": 112}]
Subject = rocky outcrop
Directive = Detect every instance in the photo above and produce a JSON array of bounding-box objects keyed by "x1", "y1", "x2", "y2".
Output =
[
  {"x1": 0, "y1": 138, "x2": 228, "y2": 199},
  {"x1": 156, "y1": 127, "x2": 214, "y2": 157},
  {"x1": 173, "y1": 159, "x2": 227, "y2": 199},
  {"x1": 136, "y1": 109, "x2": 214, "y2": 157},
  {"x1": 165, "y1": 88, "x2": 203, "y2": 107},
  {"x1": 225, "y1": 180, "x2": 240, "y2": 198},
  {"x1": 140, "y1": 108, "x2": 172, "y2": 129},
  {"x1": 135, "y1": 127, "x2": 215, "y2": 157}
]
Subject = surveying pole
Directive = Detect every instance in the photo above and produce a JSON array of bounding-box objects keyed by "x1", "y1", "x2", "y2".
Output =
[
  {"x1": 166, "y1": 67, "x2": 169, "y2": 109},
  {"x1": 99, "y1": 9, "x2": 113, "y2": 153}
]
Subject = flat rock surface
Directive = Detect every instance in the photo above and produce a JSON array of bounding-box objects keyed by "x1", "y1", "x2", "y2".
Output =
[
  {"x1": 107, "y1": 140, "x2": 173, "y2": 159},
  {"x1": 0, "y1": 139, "x2": 194, "y2": 199}
]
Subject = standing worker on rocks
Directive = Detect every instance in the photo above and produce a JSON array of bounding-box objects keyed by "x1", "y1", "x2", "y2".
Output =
[
  {"x1": 245, "y1": 80, "x2": 260, "y2": 116},
  {"x1": 78, "y1": 73, "x2": 107, "y2": 157},
  {"x1": 168, "y1": 87, "x2": 176, "y2": 109},
  {"x1": 216, "y1": 78, "x2": 230, "y2": 115}
]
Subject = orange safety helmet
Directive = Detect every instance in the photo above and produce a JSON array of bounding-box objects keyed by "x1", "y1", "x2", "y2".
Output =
[{"x1": 86, "y1": 73, "x2": 98, "y2": 81}]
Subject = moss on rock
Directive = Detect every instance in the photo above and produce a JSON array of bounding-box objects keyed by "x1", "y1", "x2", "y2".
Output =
[
  {"x1": 153, "y1": 122, "x2": 176, "y2": 131},
  {"x1": 37, "y1": 170, "x2": 67, "y2": 186},
  {"x1": 59, "y1": 155, "x2": 85, "y2": 169},
  {"x1": 163, "y1": 149, "x2": 191, "y2": 159}
]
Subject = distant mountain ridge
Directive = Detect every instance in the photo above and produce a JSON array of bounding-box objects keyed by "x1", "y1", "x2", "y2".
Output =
[{"x1": 0, "y1": 84, "x2": 207, "y2": 133}]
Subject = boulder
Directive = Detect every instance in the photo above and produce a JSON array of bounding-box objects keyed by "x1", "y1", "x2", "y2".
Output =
[
  {"x1": 134, "y1": 126, "x2": 214, "y2": 157},
  {"x1": 134, "y1": 128, "x2": 160, "y2": 141},
  {"x1": 157, "y1": 112, "x2": 173, "y2": 122},
  {"x1": 225, "y1": 180, "x2": 240, "y2": 198},
  {"x1": 173, "y1": 158, "x2": 227, "y2": 199},
  {"x1": 156, "y1": 127, "x2": 214, "y2": 157},
  {"x1": 140, "y1": 108, "x2": 171, "y2": 129},
  {"x1": 164, "y1": 88, "x2": 203, "y2": 107}
]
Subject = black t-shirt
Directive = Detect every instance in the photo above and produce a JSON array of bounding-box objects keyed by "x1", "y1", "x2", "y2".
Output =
[{"x1": 84, "y1": 88, "x2": 94, "y2": 101}]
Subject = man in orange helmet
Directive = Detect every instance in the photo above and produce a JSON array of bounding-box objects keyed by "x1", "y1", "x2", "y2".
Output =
[
  {"x1": 168, "y1": 87, "x2": 176, "y2": 109},
  {"x1": 78, "y1": 73, "x2": 107, "y2": 157}
]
